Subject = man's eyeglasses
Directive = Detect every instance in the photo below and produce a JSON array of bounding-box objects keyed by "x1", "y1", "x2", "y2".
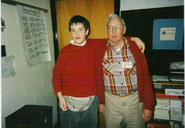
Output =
[{"x1": 107, "y1": 25, "x2": 124, "y2": 32}]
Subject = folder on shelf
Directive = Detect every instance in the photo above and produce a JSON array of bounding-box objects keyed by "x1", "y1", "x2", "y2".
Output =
[
  {"x1": 170, "y1": 69, "x2": 184, "y2": 74},
  {"x1": 169, "y1": 61, "x2": 184, "y2": 82},
  {"x1": 152, "y1": 75, "x2": 169, "y2": 82},
  {"x1": 155, "y1": 104, "x2": 170, "y2": 110},
  {"x1": 165, "y1": 88, "x2": 184, "y2": 96},
  {"x1": 154, "y1": 109, "x2": 170, "y2": 120},
  {"x1": 155, "y1": 93, "x2": 179, "y2": 99},
  {"x1": 156, "y1": 97, "x2": 170, "y2": 105},
  {"x1": 169, "y1": 75, "x2": 184, "y2": 82},
  {"x1": 170, "y1": 61, "x2": 184, "y2": 70}
]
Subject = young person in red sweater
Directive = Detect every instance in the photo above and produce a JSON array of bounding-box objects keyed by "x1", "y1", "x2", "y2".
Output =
[
  {"x1": 95, "y1": 14, "x2": 155, "y2": 128},
  {"x1": 52, "y1": 15, "x2": 145, "y2": 128}
]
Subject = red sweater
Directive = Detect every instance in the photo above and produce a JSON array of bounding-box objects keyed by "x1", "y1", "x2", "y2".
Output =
[
  {"x1": 52, "y1": 39, "x2": 108, "y2": 97},
  {"x1": 95, "y1": 37, "x2": 155, "y2": 110}
]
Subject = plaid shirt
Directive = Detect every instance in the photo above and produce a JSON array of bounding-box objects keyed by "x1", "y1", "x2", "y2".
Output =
[{"x1": 102, "y1": 38, "x2": 138, "y2": 95}]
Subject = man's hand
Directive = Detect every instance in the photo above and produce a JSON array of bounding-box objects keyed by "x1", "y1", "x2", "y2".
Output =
[
  {"x1": 99, "y1": 104, "x2": 104, "y2": 115},
  {"x1": 142, "y1": 109, "x2": 153, "y2": 122},
  {"x1": 131, "y1": 37, "x2": 145, "y2": 53},
  {"x1": 57, "y1": 92, "x2": 68, "y2": 111}
]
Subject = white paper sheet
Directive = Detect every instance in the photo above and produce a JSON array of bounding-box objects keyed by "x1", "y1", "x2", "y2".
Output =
[
  {"x1": 1, "y1": 56, "x2": 16, "y2": 78},
  {"x1": 17, "y1": 5, "x2": 51, "y2": 67}
]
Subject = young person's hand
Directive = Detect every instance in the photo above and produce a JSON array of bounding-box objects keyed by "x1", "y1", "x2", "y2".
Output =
[
  {"x1": 131, "y1": 37, "x2": 145, "y2": 53},
  {"x1": 57, "y1": 92, "x2": 68, "y2": 111},
  {"x1": 99, "y1": 104, "x2": 104, "y2": 115}
]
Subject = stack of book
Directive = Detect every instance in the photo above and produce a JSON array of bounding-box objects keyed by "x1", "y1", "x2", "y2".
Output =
[
  {"x1": 154, "y1": 97, "x2": 170, "y2": 120},
  {"x1": 154, "y1": 93, "x2": 179, "y2": 120}
]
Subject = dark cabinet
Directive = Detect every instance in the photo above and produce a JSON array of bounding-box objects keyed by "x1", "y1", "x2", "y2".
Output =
[{"x1": 5, "y1": 105, "x2": 52, "y2": 128}]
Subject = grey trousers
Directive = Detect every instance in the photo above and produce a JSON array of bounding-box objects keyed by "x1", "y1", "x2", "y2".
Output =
[
  {"x1": 59, "y1": 96, "x2": 99, "y2": 128},
  {"x1": 103, "y1": 91, "x2": 145, "y2": 128}
]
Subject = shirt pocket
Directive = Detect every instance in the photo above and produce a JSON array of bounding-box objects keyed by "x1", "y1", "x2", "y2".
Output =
[
  {"x1": 102, "y1": 59, "x2": 114, "y2": 76},
  {"x1": 125, "y1": 63, "x2": 137, "y2": 75}
]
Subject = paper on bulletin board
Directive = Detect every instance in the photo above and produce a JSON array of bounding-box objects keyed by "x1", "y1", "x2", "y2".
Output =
[
  {"x1": 17, "y1": 5, "x2": 51, "y2": 67},
  {"x1": 160, "y1": 27, "x2": 176, "y2": 41},
  {"x1": 1, "y1": 56, "x2": 16, "y2": 79},
  {"x1": 153, "y1": 19, "x2": 184, "y2": 50}
]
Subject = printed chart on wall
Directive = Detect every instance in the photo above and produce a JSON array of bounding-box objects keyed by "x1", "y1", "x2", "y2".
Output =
[{"x1": 17, "y1": 5, "x2": 51, "y2": 67}]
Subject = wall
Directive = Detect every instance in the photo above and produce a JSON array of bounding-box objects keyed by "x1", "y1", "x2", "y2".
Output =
[
  {"x1": 120, "y1": 0, "x2": 184, "y2": 11},
  {"x1": 55, "y1": 0, "x2": 114, "y2": 50},
  {"x1": 1, "y1": 0, "x2": 57, "y2": 127}
]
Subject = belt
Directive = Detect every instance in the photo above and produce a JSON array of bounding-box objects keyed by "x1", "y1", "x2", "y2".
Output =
[{"x1": 112, "y1": 89, "x2": 138, "y2": 98}]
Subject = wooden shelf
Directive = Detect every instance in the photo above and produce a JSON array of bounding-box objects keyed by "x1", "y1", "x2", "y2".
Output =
[{"x1": 153, "y1": 81, "x2": 184, "y2": 86}]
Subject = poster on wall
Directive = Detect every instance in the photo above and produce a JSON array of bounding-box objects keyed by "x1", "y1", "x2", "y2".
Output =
[
  {"x1": 153, "y1": 19, "x2": 184, "y2": 50},
  {"x1": 17, "y1": 5, "x2": 51, "y2": 67}
]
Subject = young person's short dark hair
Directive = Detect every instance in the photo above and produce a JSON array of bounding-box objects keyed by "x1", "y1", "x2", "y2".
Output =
[{"x1": 69, "y1": 15, "x2": 90, "y2": 38}]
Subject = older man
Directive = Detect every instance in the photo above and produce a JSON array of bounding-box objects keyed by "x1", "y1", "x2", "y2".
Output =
[{"x1": 95, "y1": 14, "x2": 155, "y2": 128}]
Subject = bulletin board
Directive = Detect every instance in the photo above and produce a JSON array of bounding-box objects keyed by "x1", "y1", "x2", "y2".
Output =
[
  {"x1": 121, "y1": 6, "x2": 184, "y2": 75},
  {"x1": 153, "y1": 19, "x2": 183, "y2": 50}
]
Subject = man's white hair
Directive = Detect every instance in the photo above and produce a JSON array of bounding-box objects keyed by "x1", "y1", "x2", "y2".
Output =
[{"x1": 106, "y1": 14, "x2": 126, "y2": 28}]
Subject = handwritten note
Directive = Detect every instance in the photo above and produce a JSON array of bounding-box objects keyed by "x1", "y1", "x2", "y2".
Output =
[{"x1": 17, "y1": 5, "x2": 51, "y2": 66}]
